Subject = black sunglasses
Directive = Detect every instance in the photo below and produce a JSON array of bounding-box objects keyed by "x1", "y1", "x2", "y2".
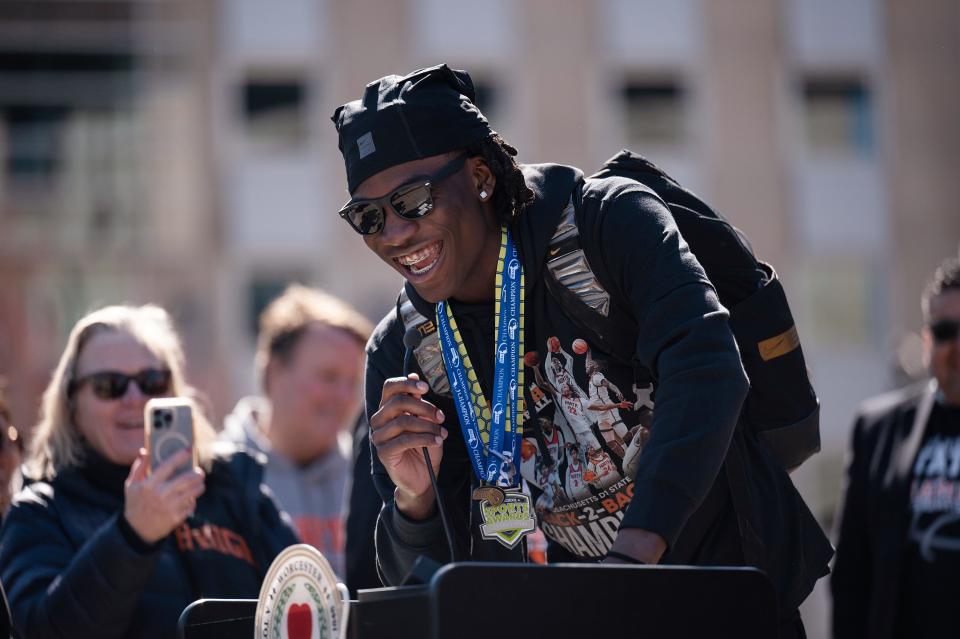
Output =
[
  {"x1": 68, "y1": 368, "x2": 172, "y2": 400},
  {"x1": 338, "y1": 153, "x2": 469, "y2": 235},
  {"x1": 930, "y1": 319, "x2": 960, "y2": 343}
]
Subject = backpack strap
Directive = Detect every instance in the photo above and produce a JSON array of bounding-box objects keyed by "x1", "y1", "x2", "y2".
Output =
[
  {"x1": 545, "y1": 195, "x2": 612, "y2": 317},
  {"x1": 396, "y1": 288, "x2": 451, "y2": 397},
  {"x1": 543, "y1": 186, "x2": 639, "y2": 367}
]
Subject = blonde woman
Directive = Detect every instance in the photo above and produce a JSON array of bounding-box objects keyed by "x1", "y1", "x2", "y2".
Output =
[{"x1": 0, "y1": 305, "x2": 298, "y2": 639}]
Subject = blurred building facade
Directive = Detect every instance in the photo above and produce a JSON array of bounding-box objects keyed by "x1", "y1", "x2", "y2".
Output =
[
  {"x1": 0, "y1": 1, "x2": 958, "y2": 634},
  {"x1": 0, "y1": 0, "x2": 226, "y2": 421}
]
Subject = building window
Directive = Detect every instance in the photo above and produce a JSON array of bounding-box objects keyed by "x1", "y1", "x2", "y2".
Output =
[
  {"x1": 801, "y1": 76, "x2": 873, "y2": 155},
  {"x1": 247, "y1": 272, "x2": 308, "y2": 338},
  {"x1": 2, "y1": 106, "x2": 68, "y2": 186},
  {"x1": 620, "y1": 79, "x2": 686, "y2": 147},
  {"x1": 239, "y1": 76, "x2": 308, "y2": 147},
  {"x1": 0, "y1": 47, "x2": 139, "y2": 208}
]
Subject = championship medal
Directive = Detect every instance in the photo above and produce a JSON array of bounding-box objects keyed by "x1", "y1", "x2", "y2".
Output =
[
  {"x1": 472, "y1": 484, "x2": 506, "y2": 506},
  {"x1": 438, "y1": 227, "x2": 532, "y2": 550},
  {"x1": 478, "y1": 488, "x2": 536, "y2": 549}
]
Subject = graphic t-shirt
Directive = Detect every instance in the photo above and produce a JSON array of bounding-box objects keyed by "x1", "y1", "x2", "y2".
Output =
[
  {"x1": 519, "y1": 309, "x2": 654, "y2": 559},
  {"x1": 897, "y1": 400, "x2": 960, "y2": 637}
]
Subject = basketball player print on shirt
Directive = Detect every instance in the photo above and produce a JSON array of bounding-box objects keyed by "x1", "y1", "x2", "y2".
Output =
[
  {"x1": 521, "y1": 419, "x2": 567, "y2": 511},
  {"x1": 520, "y1": 335, "x2": 657, "y2": 559},
  {"x1": 535, "y1": 339, "x2": 603, "y2": 455},
  {"x1": 564, "y1": 442, "x2": 591, "y2": 500},
  {"x1": 584, "y1": 347, "x2": 631, "y2": 459}
]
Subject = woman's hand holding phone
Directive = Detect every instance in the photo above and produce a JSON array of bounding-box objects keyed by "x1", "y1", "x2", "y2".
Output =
[{"x1": 123, "y1": 448, "x2": 205, "y2": 544}]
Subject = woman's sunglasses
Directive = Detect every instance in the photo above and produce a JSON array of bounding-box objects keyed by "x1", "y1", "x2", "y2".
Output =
[
  {"x1": 338, "y1": 153, "x2": 468, "y2": 235},
  {"x1": 68, "y1": 368, "x2": 172, "y2": 400},
  {"x1": 930, "y1": 319, "x2": 960, "y2": 343}
]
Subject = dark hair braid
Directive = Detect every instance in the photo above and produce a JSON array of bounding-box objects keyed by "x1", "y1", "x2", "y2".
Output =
[{"x1": 465, "y1": 133, "x2": 535, "y2": 226}]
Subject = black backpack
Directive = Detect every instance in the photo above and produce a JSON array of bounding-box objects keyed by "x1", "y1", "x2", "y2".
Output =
[
  {"x1": 542, "y1": 150, "x2": 820, "y2": 470},
  {"x1": 398, "y1": 149, "x2": 821, "y2": 470}
]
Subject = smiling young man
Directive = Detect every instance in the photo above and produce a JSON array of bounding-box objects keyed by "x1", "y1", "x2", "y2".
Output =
[{"x1": 332, "y1": 64, "x2": 830, "y2": 635}]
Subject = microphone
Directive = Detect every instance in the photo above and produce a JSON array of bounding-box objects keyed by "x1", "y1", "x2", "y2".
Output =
[
  {"x1": 402, "y1": 327, "x2": 456, "y2": 564},
  {"x1": 402, "y1": 327, "x2": 421, "y2": 379}
]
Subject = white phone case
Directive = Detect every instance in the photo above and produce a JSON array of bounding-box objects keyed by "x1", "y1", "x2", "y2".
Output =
[{"x1": 144, "y1": 397, "x2": 196, "y2": 476}]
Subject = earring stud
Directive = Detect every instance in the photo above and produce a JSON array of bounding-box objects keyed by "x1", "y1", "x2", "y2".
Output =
[{"x1": 480, "y1": 190, "x2": 488, "y2": 200}]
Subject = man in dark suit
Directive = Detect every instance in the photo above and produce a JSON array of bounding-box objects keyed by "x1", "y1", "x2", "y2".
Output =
[{"x1": 832, "y1": 253, "x2": 960, "y2": 639}]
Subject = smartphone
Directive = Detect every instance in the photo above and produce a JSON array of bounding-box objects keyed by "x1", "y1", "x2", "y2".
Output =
[{"x1": 144, "y1": 397, "x2": 196, "y2": 476}]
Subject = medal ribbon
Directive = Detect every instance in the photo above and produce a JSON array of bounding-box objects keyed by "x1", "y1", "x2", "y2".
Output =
[{"x1": 436, "y1": 226, "x2": 524, "y2": 487}]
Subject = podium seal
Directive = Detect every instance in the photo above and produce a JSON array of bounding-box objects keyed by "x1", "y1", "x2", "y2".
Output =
[{"x1": 255, "y1": 544, "x2": 349, "y2": 639}]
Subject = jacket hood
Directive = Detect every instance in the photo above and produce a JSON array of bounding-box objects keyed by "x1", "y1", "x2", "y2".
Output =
[{"x1": 221, "y1": 396, "x2": 271, "y2": 455}]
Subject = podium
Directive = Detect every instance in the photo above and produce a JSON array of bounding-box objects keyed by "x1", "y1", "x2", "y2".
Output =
[
  {"x1": 180, "y1": 562, "x2": 778, "y2": 638},
  {"x1": 178, "y1": 598, "x2": 256, "y2": 638}
]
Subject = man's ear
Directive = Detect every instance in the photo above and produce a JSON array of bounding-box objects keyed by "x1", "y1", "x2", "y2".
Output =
[
  {"x1": 469, "y1": 156, "x2": 496, "y2": 201},
  {"x1": 921, "y1": 327, "x2": 933, "y2": 369}
]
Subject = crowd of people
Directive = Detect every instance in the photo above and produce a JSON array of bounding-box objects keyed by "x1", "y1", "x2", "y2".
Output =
[
  {"x1": 0, "y1": 62, "x2": 956, "y2": 639},
  {"x1": 0, "y1": 291, "x2": 379, "y2": 638}
]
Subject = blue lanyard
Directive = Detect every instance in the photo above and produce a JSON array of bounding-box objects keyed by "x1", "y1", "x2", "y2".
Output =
[{"x1": 436, "y1": 227, "x2": 525, "y2": 486}]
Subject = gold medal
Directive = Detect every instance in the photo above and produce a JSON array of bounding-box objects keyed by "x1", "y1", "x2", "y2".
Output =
[
  {"x1": 472, "y1": 484, "x2": 506, "y2": 506},
  {"x1": 478, "y1": 488, "x2": 536, "y2": 549}
]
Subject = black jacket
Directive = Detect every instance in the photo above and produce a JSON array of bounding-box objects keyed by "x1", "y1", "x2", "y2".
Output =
[
  {"x1": 831, "y1": 381, "x2": 938, "y2": 639},
  {"x1": 0, "y1": 444, "x2": 299, "y2": 639},
  {"x1": 364, "y1": 163, "x2": 830, "y2": 614}
]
